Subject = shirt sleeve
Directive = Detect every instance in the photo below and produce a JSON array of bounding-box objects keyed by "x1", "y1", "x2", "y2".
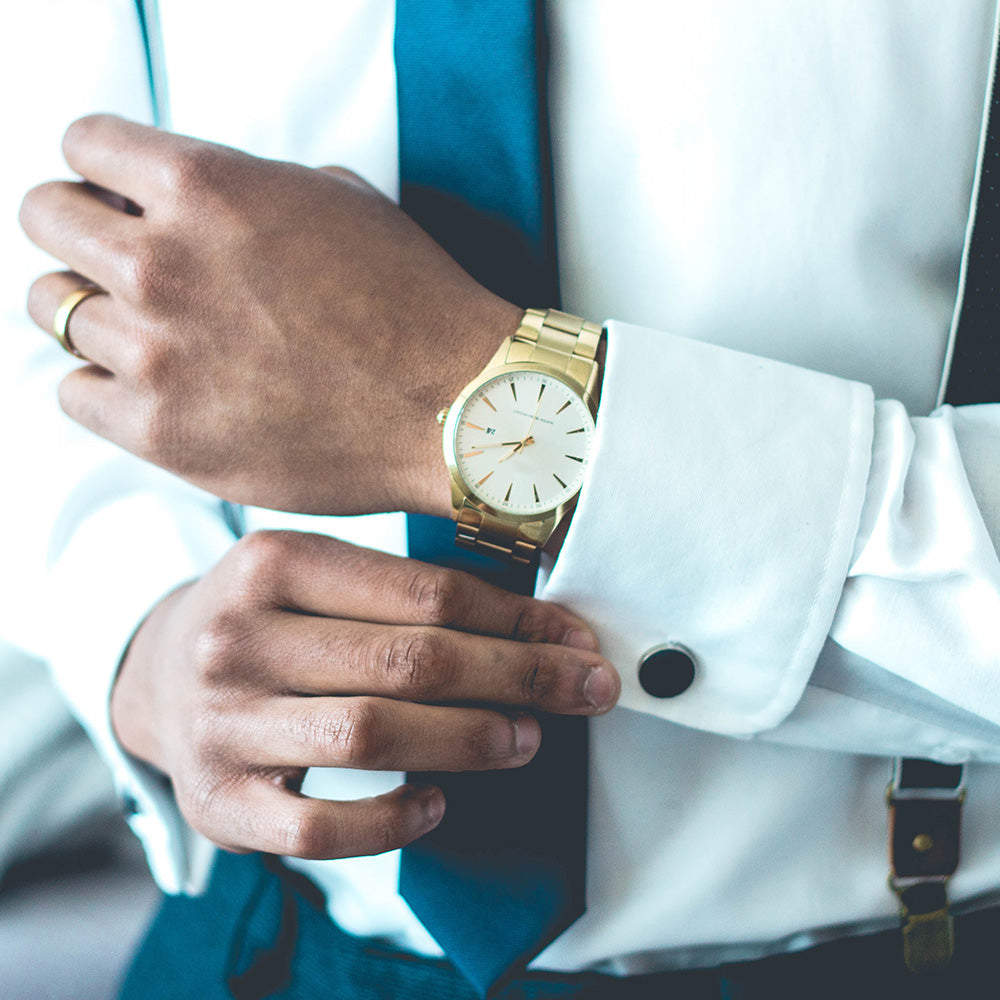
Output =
[
  {"x1": 541, "y1": 319, "x2": 1000, "y2": 762},
  {"x1": 0, "y1": 0, "x2": 225, "y2": 895}
]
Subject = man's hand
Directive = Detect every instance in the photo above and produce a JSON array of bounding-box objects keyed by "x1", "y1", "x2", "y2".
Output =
[
  {"x1": 111, "y1": 531, "x2": 619, "y2": 859},
  {"x1": 20, "y1": 115, "x2": 522, "y2": 518}
]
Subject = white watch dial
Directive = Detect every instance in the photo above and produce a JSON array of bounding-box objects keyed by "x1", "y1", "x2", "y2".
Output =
[{"x1": 453, "y1": 370, "x2": 595, "y2": 516}]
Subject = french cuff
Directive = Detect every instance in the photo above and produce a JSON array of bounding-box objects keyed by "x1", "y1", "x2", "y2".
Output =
[
  {"x1": 541, "y1": 321, "x2": 875, "y2": 736},
  {"x1": 42, "y1": 486, "x2": 234, "y2": 894}
]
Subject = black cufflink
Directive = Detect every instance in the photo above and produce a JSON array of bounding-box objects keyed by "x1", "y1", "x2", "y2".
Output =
[
  {"x1": 638, "y1": 643, "x2": 697, "y2": 698},
  {"x1": 121, "y1": 793, "x2": 140, "y2": 817}
]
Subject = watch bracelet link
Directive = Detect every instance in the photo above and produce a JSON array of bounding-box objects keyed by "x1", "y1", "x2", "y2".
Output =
[
  {"x1": 455, "y1": 503, "x2": 541, "y2": 565},
  {"x1": 454, "y1": 308, "x2": 602, "y2": 565}
]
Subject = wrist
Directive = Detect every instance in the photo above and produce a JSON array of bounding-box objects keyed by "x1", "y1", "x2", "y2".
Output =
[
  {"x1": 433, "y1": 306, "x2": 604, "y2": 562},
  {"x1": 405, "y1": 292, "x2": 524, "y2": 519}
]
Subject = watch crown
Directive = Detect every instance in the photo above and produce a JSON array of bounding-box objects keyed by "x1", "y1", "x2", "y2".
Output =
[{"x1": 435, "y1": 407, "x2": 450, "y2": 426}]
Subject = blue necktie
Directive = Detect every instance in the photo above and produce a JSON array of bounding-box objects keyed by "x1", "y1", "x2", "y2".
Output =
[{"x1": 395, "y1": 3, "x2": 587, "y2": 996}]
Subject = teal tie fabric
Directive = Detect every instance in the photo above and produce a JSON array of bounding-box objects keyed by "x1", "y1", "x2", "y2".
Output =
[{"x1": 396, "y1": 3, "x2": 587, "y2": 996}]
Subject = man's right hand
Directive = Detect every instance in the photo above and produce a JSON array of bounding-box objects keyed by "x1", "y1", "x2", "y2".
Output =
[{"x1": 111, "y1": 531, "x2": 618, "y2": 860}]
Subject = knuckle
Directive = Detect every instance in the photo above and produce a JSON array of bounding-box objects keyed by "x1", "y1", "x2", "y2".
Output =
[
  {"x1": 191, "y1": 612, "x2": 244, "y2": 679},
  {"x1": 319, "y1": 164, "x2": 373, "y2": 191},
  {"x1": 320, "y1": 700, "x2": 385, "y2": 769},
  {"x1": 518, "y1": 648, "x2": 555, "y2": 703},
  {"x1": 62, "y1": 113, "x2": 109, "y2": 155},
  {"x1": 319, "y1": 164, "x2": 356, "y2": 181},
  {"x1": 161, "y1": 142, "x2": 223, "y2": 199},
  {"x1": 407, "y1": 568, "x2": 467, "y2": 627},
  {"x1": 365, "y1": 805, "x2": 404, "y2": 856},
  {"x1": 381, "y1": 628, "x2": 449, "y2": 698},
  {"x1": 509, "y1": 601, "x2": 548, "y2": 643},
  {"x1": 278, "y1": 808, "x2": 333, "y2": 859},
  {"x1": 177, "y1": 769, "x2": 233, "y2": 829},
  {"x1": 229, "y1": 530, "x2": 295, "y2": 586},
  {"x1": 17, "y1": 184, "x2": 47, "y2": 231},
  {"x1": 19, "y1": 181, "x2": 72, "y2": 234}
]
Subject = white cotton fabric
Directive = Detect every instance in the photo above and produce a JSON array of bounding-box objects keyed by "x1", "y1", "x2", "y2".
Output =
[{"x1": 4, "y1": 0, "x2": 1000, "y2": 974}]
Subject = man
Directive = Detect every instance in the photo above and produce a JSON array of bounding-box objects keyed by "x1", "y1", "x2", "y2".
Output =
[{"x1": 8, "y1": 1, "x2": 1000, "y2": 997}]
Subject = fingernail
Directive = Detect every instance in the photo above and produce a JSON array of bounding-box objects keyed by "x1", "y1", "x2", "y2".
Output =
[
  {"x1": 513, "y1": 714, "x2": 541, "y2": 757},
  {"x1": 583, "y1": 664, "x2": 617, "y2": 709},
  {"x1": 564, "y1": 627, "x2": 600, "y2": 652}
]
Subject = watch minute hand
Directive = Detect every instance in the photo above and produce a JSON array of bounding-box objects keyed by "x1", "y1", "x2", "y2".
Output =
[{"x1": 524, "y1": 394, "x2": 545, "y2": 440}]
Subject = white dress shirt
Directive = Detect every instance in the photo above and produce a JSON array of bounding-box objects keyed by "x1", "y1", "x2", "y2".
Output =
[{"x1": 3, "y1": 0, "x2": 1000, "y2": 976}]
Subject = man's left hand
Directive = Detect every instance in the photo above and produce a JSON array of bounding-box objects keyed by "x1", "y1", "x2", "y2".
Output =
[{"x1": 20, "y1": 115, "x2": 522, "y2": 518}]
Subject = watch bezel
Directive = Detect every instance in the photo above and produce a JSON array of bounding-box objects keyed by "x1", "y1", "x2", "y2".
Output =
[{"x1": 442, "y1": 360, "x2": 599, "y2": 527}]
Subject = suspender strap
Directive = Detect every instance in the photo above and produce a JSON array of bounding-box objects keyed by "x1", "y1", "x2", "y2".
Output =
[
  {"x1": 885, "y1": 8, "x2": 1000, "y2": 974},
  {"x1": 887, "y1": 758, "x2": 965, "y2": 972}
]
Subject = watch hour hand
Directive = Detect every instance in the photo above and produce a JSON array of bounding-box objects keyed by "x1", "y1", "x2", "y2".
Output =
[{"x1": 497, "y1": 436, "x2": 535, "y2": 464}]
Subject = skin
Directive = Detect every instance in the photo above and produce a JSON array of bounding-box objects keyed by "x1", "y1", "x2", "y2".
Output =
[
  {"x1": 19, "y1": 116, "x2": 617, "y2": 858},
  {"x1": 19, "y1": 114, "x2": 523, "y2": 519},
  {"x1": 110, "y1": 531, "x2": 617, "y2": 859}
]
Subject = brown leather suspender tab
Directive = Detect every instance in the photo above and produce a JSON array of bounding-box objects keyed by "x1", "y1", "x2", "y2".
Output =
[{"x1": 887, "y1": 758, "x2": 965, "y2": 973}]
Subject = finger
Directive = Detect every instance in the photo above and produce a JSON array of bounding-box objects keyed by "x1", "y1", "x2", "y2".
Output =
[
  {"x1": 230, "y1": 531, "x2": 601, "y2": 650},
  {"x1": 62, "y1": 114, "x2": 179, "y2": 207},
  {"x1": 57, "y1": 364, "x2": 130, "y2": 443},
  {"x1": 196, "y1": 779, "x2": 445, "y2": 860},
  {"x1": 245, "y1": 696, "x2": 541, "y2": 773},
  {"x1": 19, "y1": 180, "x2": 138, "y2": 292},
  {"x1": 255, "y1": 616, "x2": 617, "y2": 714},
  {"x1": 28, "y1": 271, "x2": 129, "y2": 371}
]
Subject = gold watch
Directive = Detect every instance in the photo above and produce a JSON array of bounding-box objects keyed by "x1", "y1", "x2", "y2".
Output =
[{"x1": 438, "y1": 308, "x2": 602, "y2": 565}]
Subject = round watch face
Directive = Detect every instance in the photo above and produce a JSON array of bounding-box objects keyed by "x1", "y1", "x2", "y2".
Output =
[{"x1": 453, "y1": 370, "x2": 596, "y2": 516}]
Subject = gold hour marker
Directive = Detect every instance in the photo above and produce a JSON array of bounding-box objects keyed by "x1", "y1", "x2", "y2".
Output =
[
  {"x1": 565, "y1": 455, "x2": 584, "y2": 463},
  {"x1": 556, "y1": 401, "x2": 571, "y2": 415},
  {"x1": 566, "y1": 427, "x2": 585, "y2": 434},
  {"x1": 504, "y1": 482, "x2": 512, "y2": 503},
  {"x1": 553, "y1": 473, "x2": 567, "y2": 488},
  {"x1": 482, "y1": 397, "x2": 497, "y2": 412},
  {"x1": 510, "y1": 382, "x2": 518, "y2": 402},
  {"x1": 463, "y1": 450, "x2": 484, "y2": 458},
  {"x1": 533, "y1": 483, "x2": 540, "y2": 503},
  {"x1": 465, "y1": 422, "x2": 485, "y2": 431},
  {"x1": 537, "y1": 384, "x2": 546, "y2": 403},
  {"x1": 477, "y1": 471, "x2": 494, "y2": 487}
]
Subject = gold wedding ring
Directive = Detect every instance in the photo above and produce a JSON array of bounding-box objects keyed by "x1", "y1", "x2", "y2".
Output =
[{"x1": 52, "y1": 285, "x2": 104, "y2": 360}]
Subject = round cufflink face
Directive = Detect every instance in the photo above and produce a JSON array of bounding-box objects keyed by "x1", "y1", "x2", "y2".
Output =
[{"x1": 638, "y1": 643, "x2": 697, "y2": 698}]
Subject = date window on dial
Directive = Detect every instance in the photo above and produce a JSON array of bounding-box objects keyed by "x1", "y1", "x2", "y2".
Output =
[{"x1": 486, "y1": 427, "x2": 496, "y2": 435}]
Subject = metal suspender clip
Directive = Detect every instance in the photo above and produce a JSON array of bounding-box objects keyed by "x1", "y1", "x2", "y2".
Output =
[{"x1": 886, "y1": 758, "x2": 965, "y2": 973}]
